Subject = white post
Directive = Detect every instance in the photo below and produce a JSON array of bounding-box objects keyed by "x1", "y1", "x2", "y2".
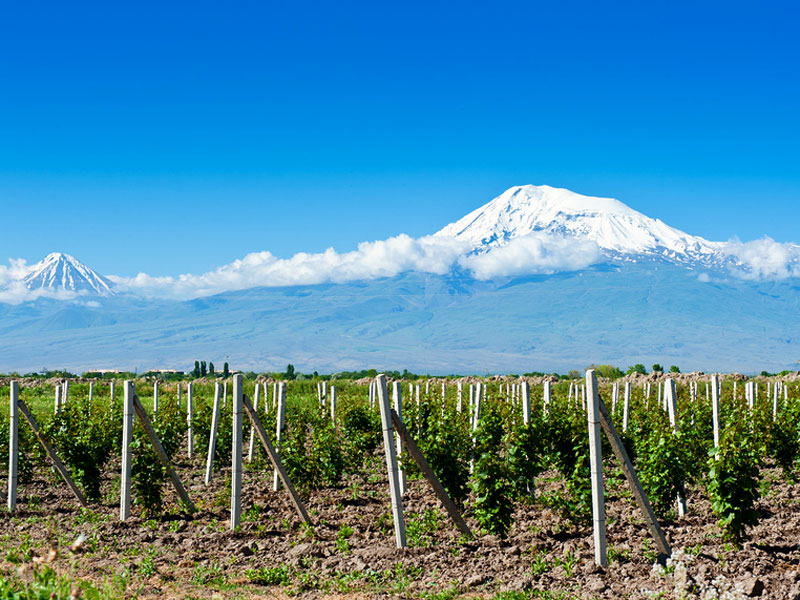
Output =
[
  {"x1": 623, "y1": 381, "x2": 631, "y2": 432},
  {"x1": 230, "y1": 374, "x2": 243, "y2": 529},
  {"x1": 89, "y1": 381, "x2": 94, "y2": 402},
  {"x1": 322, "y1": 381, "x2": 328, "y2": 407},
  {"x1": 732, "y1": 381, "x2": 736, "y2": 402},
  {"x1": 186, "y1": 382, "x2": 194, "y2": 458},
  {"x1": 62, "y1": 380, "x2": 69, "y2": 406},
  {"x1": 177, "y1": 382, "x2": 181, "y2": 409},
  {"x1": 457, "y1": 381, "x2": 463, "y2": 413},
  {"x1": 222, "y1": 381, "x2": 227, "y2": 409},
  {"x1": 272, "y1": 382, "x2": 278, "y2": 411},
  {"x1": 415, "y1": 384, "x2": 420, "y2": 405},
  {"x1": 330, "y1": 386, "x2": 337, "y2": 425},
  {"x1": 153, "y1": 380, "x2": 159, "y2": 415},
  {"x1": 543, "y1": 381, "x2": 551, "y2": 414},
  {"x1": 586, "y1": 369, "x2": 607, "y2": 567},
  {"x1": 521, "y1": 381, "x2": 531, "y2": 425},
  {"x1": 120, "y1": 380, "x2": 134, "y2": 521},
  {"x1": 472, "y1": 382, "x2": 482, "y2": 430},
  {"x1": 273, "y1": 382, "x2": 286, "y2": 491},
  {"x1": 393, "y1": 381, "x2": 407, "y2": 495},
  {"x1": 665, "y1": 378, "x2": 686, "y2": 516},
  {"x1": 441, "y1": 382, "x2": 445, "y2": 401},
  {"x1": 54, "y1": 384, "x2": 61, "y2": 414},
  {"x1": 248, "y1": 383, "x2": 260, "y2": 461},
  {"x1": 376, "y1": 374, "x2": 406, "y2": 548},
  {"x1": 205, "y1": 383, "x2": 221, "y2": 484},
  {"x1": 8, "y1": 382, "x2": 19, "y2": 511},
  {"x1": 711, "y1": 375, "x2": 720, "y2": 450},
  {"x1": 773, "y1": 381, "x2": 779, "y2": 421},
  {"x1": 110, "y1": 380, "x2": 115, "y2": 401}
]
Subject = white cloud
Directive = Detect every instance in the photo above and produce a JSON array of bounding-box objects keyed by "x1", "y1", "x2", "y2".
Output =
[
  {"x1": 460, "y1": 233, "x2": 601, "y2": 280},
  {"x1": 721, "y1": 237, "x2": 800, "y2": 280},
  {"x1": 106, "y1": 232, "x2": 602, "y2": 299},
  {"x1": 110, "y1": 235, "x2": 474, "y2": 299}
]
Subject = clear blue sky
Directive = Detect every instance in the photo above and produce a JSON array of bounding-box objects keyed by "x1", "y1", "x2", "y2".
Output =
[{"x1": 2, "y1": 1, "x2": 798, "y2": 276}]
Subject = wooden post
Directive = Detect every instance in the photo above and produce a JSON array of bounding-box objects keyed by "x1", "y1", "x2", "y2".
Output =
[
  {"x1": 247, "y1": 383, "x2": 260, "y2": 462},
  {"x1": 273, "y1": 382, "x2": 286, "y2": 491},
  {"x1": 242, "y1": 393, "x2": 312, "y2": 525},
  {"x1": 623, "y1": 381, "x2": 631, "y2": 432},
  {"x1": 120, "y1": 380, "x2": 134, "y2": 521},
  {"x1": 132, "y1": 395, "x2": 196, "y2": 513},
  {"x1": 330, "y1": 386, "x2": 337, "y2": 426},
  {"x1": 665, "y1": 379, "x2": 686, "y2": 517},
  {"x1": 7, "y1": 382, "x2": 18, "y2": 511},
  {"x1": 597, "y1": 397, "x2": 671, "y2": 560},
  {"x1": 543, "y1": 380, "x2": 551, "y2": 414},
  {"x1": 711, "y1": 374, "x2": 720, "y2": 450},
  {"x1": 17, "y1": 398, "x2": 87, "y2": 508},
  {"x1": 231, "y1": 374, "x2": 243, "y2": 529},
  {"x1": 186, "y1": 382, "x2": 194, "y2": 458},
  {"x1": 391, "y1": 409, "x2": 473, "y2": 539},
  {"x1": 472, "y1": 382, "x2": 482, "y2": 430},
  {"x1": 586, "y1": 369, "x2": 607, "y2": 567},
  {"x1": 773, "y1": 382, "x2": 779, "y2": 421},
  {"x1": 392, "y1": 381, "x2": 407, "y2": 495},
  {"x1": 205, "y1": 382, "x2": 221, "y2": 484},
  {"x1": 521, "y1": 381, "x2": 531, "y2": 425},
  {"x1": 153, "y1": 381, "x2": 159, "y2": 415},
  {"x1": 376, "y1": 375, "x2": 406, "y2": 548}
]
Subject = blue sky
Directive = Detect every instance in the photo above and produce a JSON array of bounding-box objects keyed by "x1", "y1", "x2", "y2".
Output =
[{"x1": 2, "y1": 0, "x2": 798, "y2": 276}]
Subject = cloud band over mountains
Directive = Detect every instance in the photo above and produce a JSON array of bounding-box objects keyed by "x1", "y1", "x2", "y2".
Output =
[{"x1": 2, "y1": 232, "x2": 799, "y2": 304}]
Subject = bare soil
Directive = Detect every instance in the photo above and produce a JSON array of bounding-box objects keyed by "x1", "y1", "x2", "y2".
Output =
[{"x1": 2, "y1": 450, "x2": 800, "y2": 599}]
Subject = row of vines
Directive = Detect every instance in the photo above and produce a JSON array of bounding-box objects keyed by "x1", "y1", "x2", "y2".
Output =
[{"x1": 1, "y1": 377, "x2": 798, "y2": 545}]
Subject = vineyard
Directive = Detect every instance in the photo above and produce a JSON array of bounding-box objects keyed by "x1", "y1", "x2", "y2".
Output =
[{"x1": 1, "y1": 372, "x2": 800, "y2": 599}]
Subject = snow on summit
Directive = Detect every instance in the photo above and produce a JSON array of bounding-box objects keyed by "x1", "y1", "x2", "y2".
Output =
[
  {"x1": 435, "y1": 185, "x2": 723, "y2": 264},
  {"x1": 23, "y1": 252, "x2": 115, "y2": 296}
]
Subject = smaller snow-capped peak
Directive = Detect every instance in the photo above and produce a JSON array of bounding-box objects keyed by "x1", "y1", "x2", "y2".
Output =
[
  {"x1": 435, "y1": 185, "x2": 723, "y2": 264},
  {"x1": 23, "y1": 252, "x2": 115, "y2": 296}
]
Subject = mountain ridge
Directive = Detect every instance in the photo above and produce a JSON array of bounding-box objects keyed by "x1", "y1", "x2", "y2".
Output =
[
  {"x1": 22, "y1": 252, "x2": 115, "y2": 296},
  {"x1": 435, "y1": 184, "x2": 724, "y2": 267}
]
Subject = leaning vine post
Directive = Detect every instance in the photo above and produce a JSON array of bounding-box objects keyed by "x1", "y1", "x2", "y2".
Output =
[
  {"x1": 586, "y1": 369, "x2": 607, "y2": 567},
  {"x1": 376, "y1": 374, "x2": 406, "y2": 548}
]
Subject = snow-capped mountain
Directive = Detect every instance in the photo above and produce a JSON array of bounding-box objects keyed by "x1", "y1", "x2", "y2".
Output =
[
  {"x1": 435, "y1": 185, "x2": 724, "y2": 266},
  {"x1": 23, "y1": 252, "x2": 115, "y2": 296}
]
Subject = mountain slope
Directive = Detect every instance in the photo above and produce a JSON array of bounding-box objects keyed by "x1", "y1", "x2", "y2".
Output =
[
  {"x1": 1, "y1": 266, "x2": 799, "y2": 374},
  {"x1": 435, "y1": 185, "x2": 723, "y2": 265},
  {"x1": 23, "y1": 252, "x2": 115, "y2": 296}
]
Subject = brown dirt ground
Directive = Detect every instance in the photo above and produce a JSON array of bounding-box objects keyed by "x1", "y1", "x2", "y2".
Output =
[{"x1": 2, "y1": 447, "x2": 800, "y2": 599}]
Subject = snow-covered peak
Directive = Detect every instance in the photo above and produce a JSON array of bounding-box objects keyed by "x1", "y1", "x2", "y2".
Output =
[
  {"x1": 23, "y1": 252, "x2": 115, "y2": 296},
  {"x1": 435, "y1": 185, "x2": 722, "y2": 264}
]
